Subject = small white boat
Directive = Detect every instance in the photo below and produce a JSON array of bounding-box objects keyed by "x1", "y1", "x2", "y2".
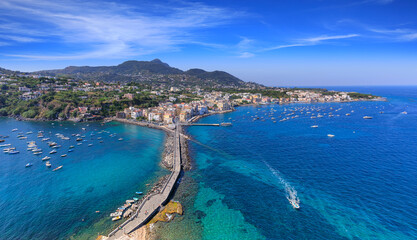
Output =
[
  {"x1": 25, "y1": 163, "x2": 33, "y2": 167},
  {"x1": 118, "y1": 138, "x2": 123, "y2": 141},
  {"x1": 12, "y1": 128, "x2": 18, "y2": 132},
  {"x1": 52, "y1": 165, "x2": 63, "y2": 171},
  {"x1": 401, "y1": 111, "x2": 407, "y2": 114},
  {"x1": 327, "y1": 134, "x2": 335, "y2": 138},
  {"x1": 50, "y1": 150, "x2": 57, "y2": 154},
  {"x1": 61, "y1": 154, "x2": 67, "y2": 157},
  {"x1": 363, "y1": 116, "x2": 373, "y2": 119},
  {"x1": 42, "y1": 156, "x2": 51, "y2": 161},
  {"x1": 45, "y1": 161, "x2": 51, "y2": 167},
  {"x1": 311, "y1": 125, "x2": 318, "y2": 128}
]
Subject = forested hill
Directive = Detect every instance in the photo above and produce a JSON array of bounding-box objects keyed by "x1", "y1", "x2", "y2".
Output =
[{"x1": 33, "y1": 59, "x2": 261, "y2": 89}]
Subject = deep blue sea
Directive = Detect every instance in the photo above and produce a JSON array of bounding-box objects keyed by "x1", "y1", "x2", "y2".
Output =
[
  {"x1": 160, "y1": 86, "x2": 417, "y2": 240},
  {"x1": 0, "y1": 120, "x2": 166, "y2": 239}
]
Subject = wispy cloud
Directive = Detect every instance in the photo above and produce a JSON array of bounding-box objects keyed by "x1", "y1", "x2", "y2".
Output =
[
  {"x1": 263, "y1": 34, "x2": 359, "y2": 51},
  {"x1": 367, "y1": 27, "x2": 417, "y2": 41},
  {"x1": 0, "y1": 0, "x2": 243, "y2": 60},
  {"x1": 236, "y1": 37, "x2": 256, "y2": 58}
]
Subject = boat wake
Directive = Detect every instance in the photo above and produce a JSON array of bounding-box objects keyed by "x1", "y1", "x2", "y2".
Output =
[{"x1": 263, "y1": 161, "x2": 300, "y2": 209}]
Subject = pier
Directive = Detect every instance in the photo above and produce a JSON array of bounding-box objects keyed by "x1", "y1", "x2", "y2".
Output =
[
  {"x1": 183, "y1": 123, "x2": 220, "y2": 126},
  {"x1": 107, "y1": 123, "x2": 182, "y2": 240}
]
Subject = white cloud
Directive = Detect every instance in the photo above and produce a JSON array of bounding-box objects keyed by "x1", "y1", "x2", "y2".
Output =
[
  {"x1": 238, "y1": 52, "x2": 255, "y2": 58},
  {"x1": 263, "y1": 34, "x2": 359, "y2": 51},
  {"x1": 0, "y1": 0, "x2": 243, "y2": 60},
  {"x1": 367, "y1": 27, "x2": 417, "y2": 41}
]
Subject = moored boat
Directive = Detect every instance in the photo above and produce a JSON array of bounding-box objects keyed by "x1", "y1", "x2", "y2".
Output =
[
  {"x1": 52, "y1": 165, "x2": 63, "y2": 171},
  {"x1": 45, "y1": 161, "x2": 51, "y2": 167},
  {"x1": 42, "y1": 156, "x2": 51, "y2": 161},
  {"x1": 25, "y1": 163, "x2": 33, "y2": 167}
]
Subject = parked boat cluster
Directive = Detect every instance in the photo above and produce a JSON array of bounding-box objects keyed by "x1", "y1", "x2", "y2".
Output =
[
  {"x1": 245, "y1": 104, "x2": 404, "y2": 140},
  {"x1": 1, "y1": 124, "x2": 125, "y2": 170}
]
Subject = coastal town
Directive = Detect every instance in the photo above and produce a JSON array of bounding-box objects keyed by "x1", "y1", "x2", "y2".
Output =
[{"x1": 0, "y1": 71, "x2": 379, "y2": 124}]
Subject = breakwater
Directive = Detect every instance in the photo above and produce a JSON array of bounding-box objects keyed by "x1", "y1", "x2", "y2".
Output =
[{"x1": 105, "y1": 123, "x2": 182, "y2": 239}]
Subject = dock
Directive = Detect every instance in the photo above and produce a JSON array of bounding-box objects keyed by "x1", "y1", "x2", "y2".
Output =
[
  {"x1": 184, "y1": 123, "x2": 220, "y2": 126},
  {"x1": 107, "y1": 123, "x2": 182, "y2": 239}
]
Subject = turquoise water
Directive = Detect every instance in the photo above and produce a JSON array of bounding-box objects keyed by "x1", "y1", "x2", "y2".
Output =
[
  {"x1": 0, "y1": 120, "x2": 166, "y2": 239},
  {"x1": 171, "y1": 86, "x2": 417, "y2": 240}
]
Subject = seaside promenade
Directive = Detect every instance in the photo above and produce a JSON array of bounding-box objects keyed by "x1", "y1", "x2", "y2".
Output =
[{"x1": 107, "y1": 123, "x2": 182, "y2": 240}]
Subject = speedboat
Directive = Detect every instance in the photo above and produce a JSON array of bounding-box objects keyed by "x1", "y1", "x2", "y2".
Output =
[
  {"x1": 68, "y1": 149, "x2": 74, "y2": 152},
  {"x1": 50, "y1": 150, "x2": 57, "y2": 154},
  {"x1": 9, "y1": 150, "x2": 20, "y2": 154},
  {"x1": 287, "y1": 197, "x2": 300, "y2": 209},
  {"x1": 135, "y1": 192, "x2": 143, "y2": 195},
  {"x1": 69, "y1": 145, "x2": 74, "y2": 148},
  {"x1": 327, "y1": 134, "x2": 335, "y2": 138},
  {"x1": 45, "y1": 161, "x2": 51, "y2": 168},
  {"x1": 88, "y1": 144, "x2": 93, "y2": 147},
  {"x1": 12, "y1": 128, "x2": 18, "y2": 132},
  {"x1": 25, "y1": 163, "x2": 33, "y2": 167},
  {"x1": 42, "y1": 156, "x2": 51, "y2": 161},
  {"x1": 61, "y1": 154, "x2": 67, "y2": 157},
  {"x1": 33, "y1": 152, "x2": 42, "y2": 155},
  {"x1": 363, "y1": 116, "x2": 373, "y2": 119},
  {"x1": 401, "y1": 111, "x2": 407, "y2": 114},
  {"x1": 311, "y1": 125, "x2": 318, "y2": 128},
  {"x1": 112, "y1": 216, "x2": 121, "y2": 221},
  {"x1": 118, "y1": 138, "x2": 123, "y2": 141}
]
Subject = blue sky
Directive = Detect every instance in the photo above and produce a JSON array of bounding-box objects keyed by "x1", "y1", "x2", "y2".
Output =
[{"x1": 0, "y1": 0, "x2": 417, "y2": 86}]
